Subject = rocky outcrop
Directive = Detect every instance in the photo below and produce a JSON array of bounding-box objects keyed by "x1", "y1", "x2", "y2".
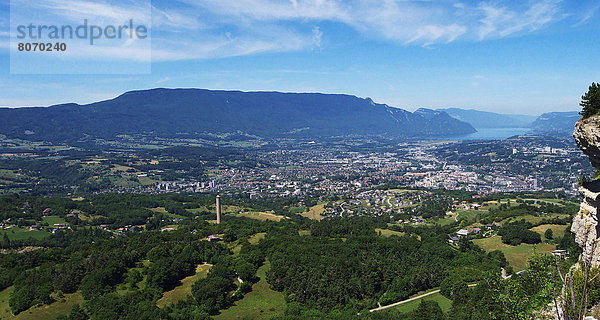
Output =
[
  {"x1": 574, "y1": 116, "x2": 600, "y2": 169},
  {"x1": 573, "y1": 116, "x2": 600, "y2": 266},
  {"x1": 571, "y1": 181, "x2": 600, "y2": 265}
]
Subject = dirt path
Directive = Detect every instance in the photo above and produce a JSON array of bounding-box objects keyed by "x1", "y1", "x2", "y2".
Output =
[{"x1": 369, "y1": 284, "x2": 477, "y2": 312}]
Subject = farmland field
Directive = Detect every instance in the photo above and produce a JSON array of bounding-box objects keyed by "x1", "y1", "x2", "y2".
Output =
[
  {"x1": 472, "y1": 236, "x2": 556, "y2": 271},
  {"x1": 0, "y1": 227, "x2": 50, "y2": 241},
  {"x1": 530, "y1": 224, "x2": 568, "y2": 241},
  {"x1": 41, "y1": 216, "x2": 66, "y2": 225}
]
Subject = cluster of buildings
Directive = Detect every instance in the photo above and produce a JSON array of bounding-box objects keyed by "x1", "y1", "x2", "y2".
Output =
[{"x1": 95, "y1": 136, "x2": 586, "y2": 200}]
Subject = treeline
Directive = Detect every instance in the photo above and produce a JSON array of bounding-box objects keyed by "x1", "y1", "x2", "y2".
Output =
[
  {"x1": 0, "y1": 193, "x2": 327, "y2": 231},
  {"x1": 498, "y1": 220, "x2": 541, "y2": 245},
  {"x1": 0, "y1": 193, "x2": 218, "y2": 229}
]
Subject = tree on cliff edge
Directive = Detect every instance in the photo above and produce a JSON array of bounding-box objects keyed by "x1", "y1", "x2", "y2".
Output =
[{"x1": 580, "y1": 82, "x2": 600, "y2": 118}]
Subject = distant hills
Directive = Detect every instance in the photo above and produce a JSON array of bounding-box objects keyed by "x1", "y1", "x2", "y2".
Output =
[
  {"x1": 0, "y1": 89, "x2": 476, "y2": 146},
  {"x1": 439, "y1": 108, "x2": 581, "y2": 137},
  {"x1": 437, "y1": 108, "x2": 537, "y2": 129},
  {"x1": 530, "y1": 111, "x2": 581, "y2": 136}
]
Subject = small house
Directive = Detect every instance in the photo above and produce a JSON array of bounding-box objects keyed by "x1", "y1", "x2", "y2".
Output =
[
  {"x1": 207, "y1": 234, "x2": 222, "y2": 242},
  {"x1": 551, "y1": 250, "x2": 567, "y2": 259},
  {"x1": 456, "y1": 229, "x2": 469, "y2": 236}
]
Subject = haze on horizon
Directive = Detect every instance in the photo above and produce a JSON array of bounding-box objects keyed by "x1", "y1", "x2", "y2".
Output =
[{"x1": 1, "y1": 0, "x2": 599, "y2": 115}]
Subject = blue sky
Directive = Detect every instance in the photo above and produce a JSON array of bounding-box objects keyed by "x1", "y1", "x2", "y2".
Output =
[{"x1": 1, "y1": 0, "x2": 599, "y2": 115}]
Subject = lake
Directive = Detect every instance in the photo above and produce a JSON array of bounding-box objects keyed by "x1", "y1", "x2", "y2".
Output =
[{"x1": 441, "y1": 127, "x2": 532, "y2": 140}]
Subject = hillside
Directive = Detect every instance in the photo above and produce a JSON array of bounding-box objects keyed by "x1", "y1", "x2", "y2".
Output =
[
  {"x1": 530, "y1": 111, "x2": 580, "y2": 136},
  {"x1": 436, "y1": 108, "x2": 536, "y2": 129},
  {"x1": 0, "y1": 89, "x2": 475, "y2": 146}
]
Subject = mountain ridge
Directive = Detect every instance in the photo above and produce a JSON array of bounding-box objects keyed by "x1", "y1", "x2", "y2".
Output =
[
  {"x1": 0, "y1": 88, "x2": 476, "y2": 146},
  {"x1": 436, "y1": 107, "x2": 537, "y2": 129},
  {"x1": 530, "y1": 111, "x2": 580, "y2": 136}
]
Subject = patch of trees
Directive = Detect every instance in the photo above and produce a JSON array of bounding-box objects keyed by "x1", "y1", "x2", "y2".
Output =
[
  {"x1": 498, "y1": 220, "x2": 541, "y2": 245},
  {"x1": 60, "y1": 289, "x2": 164, "y2": 320},
  {"x1": 145, "y1": 241, "x2": 228, "y2": 292},
  {"x1": 580, "y1": 82, "x2": 600, "y2": 118},
  {"x1": 415, "y1": 198, "x2": 452, "y2": 218},
  {"x1": 262, "y1": 219, "x2": 508, "y2": 313}
]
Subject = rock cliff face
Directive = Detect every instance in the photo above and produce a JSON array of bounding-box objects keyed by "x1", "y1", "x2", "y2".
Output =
[{"x1": 573, "y1": 116, "x2": 600, "y2": 266}]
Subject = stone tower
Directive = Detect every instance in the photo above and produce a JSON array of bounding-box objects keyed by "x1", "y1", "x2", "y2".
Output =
[{"x1": 216, "y1": 195, "x2": 221, "y2": 224}]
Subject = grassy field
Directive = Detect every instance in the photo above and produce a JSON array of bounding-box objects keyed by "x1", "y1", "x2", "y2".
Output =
[
  {"x1": 530, "y1": 224, "x2": 568, "y2": 241},
  {"x1": 298, "y1": 203, "x2": 325, "y2": 220},
  {"x1": 77, "y1": 213, "x2": 105, "y2": 222},
  {"x1": 187, "y1": 205, "x2": 242, "y2": 215},
  {"x1": 481, "y1": 199, "x2": 521, "y2": 210},
  {"x1": 239, "y1": 212, "x2": 286, "y2": 222},
  {"x1": 185, "y1": 206, "x2": 211, "y2": 214},
  {"x1": 230, "y1": 244, "x2": 243, "y2": 255},
  {"x1": 137, "y1": 176, "x2": 158, "y2": 186},
  {"x1": 13, "y1": 292, "x2": 83, "y2": 320},
  {"x1": 472, "y1": 236, "x2": 556, "y2": 271},
  {"x1": 150, "y1": 207, "x2": 187, "y2": 219},
  {"x1": 375, "y1": 228, "x2": 405, "y2": 237},
  {"x1": 387, "y1": 189, "x2": 414, "y2": 195},
  {"x1": 150, "y1": 207, "x2": 168, "y2": 214},
  {"x1": 0, "y1": 227, "x2": 50, "y2": 241},
  {"x1": 389, "y1": 291, "x2": 452, "y2": 314},
  {"x1": 455, "y1": 210, "x2": 481, "y2": 223},
  {"x1": 506, "y1": 213, "x2": 571, "y2": 225},
  {"x1": 110, "y1": 164, "x2": 135, "y2": 173},
  {"x1": 0, "y1": 286, "x2": 83, "y2": 320},
  {"x1": 157, "y1": 264, "x2": 212, "y2": 308},
  {"x1": 41, "y1": 216, "x2": 66, "y2": 225},
  {"x1": 0, "y1": 286, "x2": 14, "y2": 319},
  {"x1": 222, "y1": 205, "x2": 243, "y2": 214},
  {"x1": 248, "y1": 233, "x2": 266, "y2": 245},
  {"x1": 214, "y1": 260, "x2": 286, "y2": 320},
  {"x1": 434, "y1": 217, "x2": 456, "y2": 226}
]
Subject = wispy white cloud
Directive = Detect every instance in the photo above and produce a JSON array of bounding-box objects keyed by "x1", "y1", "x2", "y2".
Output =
[
  {"x1": 154, "y1": 76, "x2": 170, "y2": 84},
  {"x1": 158, "y1": 0, "x2": 568, "y2": 58},
  {"x1": 477, "y1": 0, "x2": 563, "y2": 39},
  {"x1": 574, "y1": 4, "x2": 600, "y2": 26},
  {"x1": 151, "y1": 5, "x2": 203, "y2": 29},
  {"x1": 5, "y1": 0, "x2": 575, "y2": 62},
  {"x1": 151, "y1": 26, "x2": 311, "y2": 61},
  {"x1": 184, "y1": 0, "x2": 349, "y2": 22},
  {"x1": 20, "y1": 0, "x2": 151, "y2": 24},
  {"x1": 312, "y1": 26, "x2": 322, "y2": 48}
]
